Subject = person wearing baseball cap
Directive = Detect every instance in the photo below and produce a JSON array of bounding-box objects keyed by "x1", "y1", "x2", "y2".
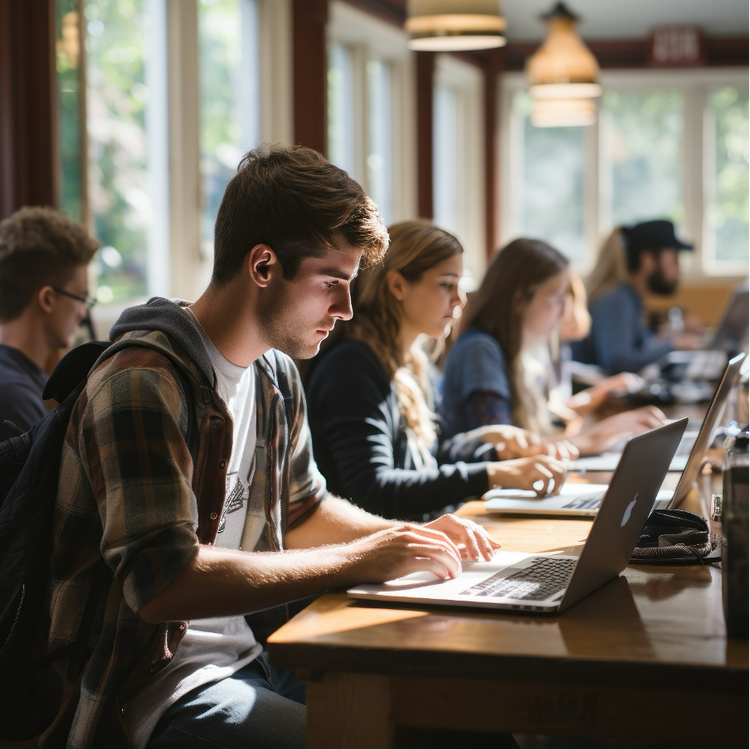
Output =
[{"x1": 572, "y1": 219, "x2": 701, "y2": 374}]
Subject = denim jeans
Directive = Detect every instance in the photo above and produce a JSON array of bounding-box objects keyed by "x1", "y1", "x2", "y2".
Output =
[{"x1": 147, "y1": 655, "x2": 306, "y2": 749}]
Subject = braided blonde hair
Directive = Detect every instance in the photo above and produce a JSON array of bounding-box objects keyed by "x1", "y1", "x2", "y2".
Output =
[{"x1": 351, "y1": 221, "x2": 464, "y2": 454}]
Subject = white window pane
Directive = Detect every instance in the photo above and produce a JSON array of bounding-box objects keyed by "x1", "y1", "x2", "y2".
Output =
[
  {"x1": 605, "y1": 90, "x2": 684, "y2": 228},
  {"x1": 198, "y1": 0, "x2": 260, "y2": 256},
  {"x1": 516, "y1": 92, "x2": 586, "y2": 265},
  {"x1": 367, "y1": 59, "x2": 392, "y2": 226},
  {"x1": 433, "y1": 85, "x2": 458, "y2": 233},
  {"x1": 708, "y1": 87, "x2": 749, "y2": 264},
  {"x1": 327, "y1": 43, "x2": 355, "y2": 175},
  {"x1": 86, "y1": 0, "x2": 155, "y2": 302}
]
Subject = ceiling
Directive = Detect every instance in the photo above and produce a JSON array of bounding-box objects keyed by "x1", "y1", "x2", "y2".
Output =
[
  {"x1": 502, "y1": 0, "x2": 750, "y2": 41},
  {"x1": 370, "y1": 0, "x2": 749, "y2": 40}
]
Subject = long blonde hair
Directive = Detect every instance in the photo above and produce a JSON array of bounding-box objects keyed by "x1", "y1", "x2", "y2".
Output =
[
  {"x1": 351, "y1": 220, "x2": 463, "y2": 452},
  {"x1": 585, "y1": 228, "x2": 629, "y2": 306},
  {"x1": 463, "y1": 238, "x2": 569, "y2": 434}
]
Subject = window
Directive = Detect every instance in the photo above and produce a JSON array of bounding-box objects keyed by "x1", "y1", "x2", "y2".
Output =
[
  {"x1": 84, "y1": 0, "x2": 157, "y2": 303},
  {"x1": 432, "y1": 53, "x2": 485, "y2": 282},
  {"x1": 501, "y1": 69, "x2": 749, "y2": 278},
  {"x1": 366, "y1": 59, "x2": 393, "y2": 225},
  {"x1": 198, "y1": 0, "x2": 261, "y2": 258},
  {"x1": 327, "y1": 42, "x2": 356, "y2": 178},
  {"x1": 57, "y1": 0, "x2": 288, "y2": 317},
  {"x1": 512, "y1": 92, "x2": 587, "y2": 266},
  {"x1": 705, "y1": 87, "x2": 749, "y2": 269},
  {"x1": 327, "y1": 1, "x2": 416, "y2": 228},
  {"x1": 56, "y1": 0, "x2": 85, "y2": 224},
  {"x1": 604, "y1": 90, "x2": 685, "y2": 228}
]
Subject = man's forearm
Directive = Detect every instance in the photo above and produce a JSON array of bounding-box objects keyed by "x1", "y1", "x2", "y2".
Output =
[
  {"x1": 138, "y1": 542, "x2": 360, "y2": 623},
  {"x1": 285, "y1": 494, "x2": 396, "y2": 549}
]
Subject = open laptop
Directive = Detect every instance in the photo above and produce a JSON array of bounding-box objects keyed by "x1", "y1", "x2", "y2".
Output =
[
  {"x1": 570, "y1": 351, "x2": 747, "y2": 475},
  {"x1": 484, "y1": 352, "x2": 746, "y2": 518},
  {"x1": 640, "y1": 282, "x2": 749, "y2": 386},
  {"x1": 348, "y1": 419, "x2": 687, "y2": 614}
]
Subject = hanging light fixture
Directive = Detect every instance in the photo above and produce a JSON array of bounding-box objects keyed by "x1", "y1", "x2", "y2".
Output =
[
  {"x1": 530, "y1": 98, "x2": 596, "y2": 127},
  {"x1": 526, "y1": 2, "x2": 601, "y2": 100},
  {"x1": 405, "y1": 0, "x2": 506, "y2": 52}
]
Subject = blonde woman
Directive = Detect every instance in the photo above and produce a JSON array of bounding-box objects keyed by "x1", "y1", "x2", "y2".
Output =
[
  {"x1": 440, "y1": 238, "x2": 666, "y2": 456},
  {"x1": 305, "y1": 222, "x2": 567, "y2": 521}
]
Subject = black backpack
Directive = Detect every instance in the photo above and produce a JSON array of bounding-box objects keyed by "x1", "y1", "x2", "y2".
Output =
[{"x1": 0, "y1": 340, "x2": 200, "y2": 742}]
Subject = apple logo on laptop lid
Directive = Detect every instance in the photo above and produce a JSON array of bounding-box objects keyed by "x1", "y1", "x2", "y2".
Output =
[{"x1": 621, "y1": 494, "x2": 638, "y2": 527}]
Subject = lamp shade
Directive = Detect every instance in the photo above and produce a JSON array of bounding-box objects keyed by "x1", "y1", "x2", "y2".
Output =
[
  {"x1": 530, "y1": 97, "x2": 597, "y2": 127},
  {"x1": 405, "y1": 0, "x2": 506, "y2": 51},
  {"x1": 526, "y1": 2, "x2": 601, "y2": 99}
]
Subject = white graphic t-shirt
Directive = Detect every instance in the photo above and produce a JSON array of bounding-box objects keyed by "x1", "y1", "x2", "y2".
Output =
[{"x1": 127, "y1": 308, "x2": 262, "y2": 748}]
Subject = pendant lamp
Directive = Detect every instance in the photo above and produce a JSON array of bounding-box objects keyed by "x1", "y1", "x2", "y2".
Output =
[
  {"x1": 526, "y1": 2, "x2": 601, "y2": 100},
  {"x1": 530, "y1": 98, "x2": 596, "y2": 127},
  {"x1": 405, "y1": 0, "x2": 506, "y2": 52}
]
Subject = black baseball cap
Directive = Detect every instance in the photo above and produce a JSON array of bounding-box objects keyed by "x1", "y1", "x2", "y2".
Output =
[{"x1": 622, "y1": 220, "x2": 694, "y2": 259}]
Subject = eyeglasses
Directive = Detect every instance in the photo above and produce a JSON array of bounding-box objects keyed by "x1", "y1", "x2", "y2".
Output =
[{"x1": 52, "y1": 287, "x2": 97, "y2": 311}]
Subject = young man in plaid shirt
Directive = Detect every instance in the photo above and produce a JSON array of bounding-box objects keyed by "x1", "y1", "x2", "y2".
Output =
[{"x1": 42, "y1": 145, "x2": 499, "y2": 748}]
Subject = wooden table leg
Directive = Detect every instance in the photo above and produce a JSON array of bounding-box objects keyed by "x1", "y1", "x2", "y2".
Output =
[{"x1": 306, "y1": 672, "x2": 394, "y2": 749}]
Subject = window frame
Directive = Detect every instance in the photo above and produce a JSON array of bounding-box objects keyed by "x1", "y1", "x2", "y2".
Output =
[
  {"x1": 432, "y1": 52, "x2": 486, "y2": 283},
  {"x1": 326, "y1": 0, "x2": 417, "y2": 225},
  {"x1": 500, "y1": 67, "x2": 749, "y2": 281}
]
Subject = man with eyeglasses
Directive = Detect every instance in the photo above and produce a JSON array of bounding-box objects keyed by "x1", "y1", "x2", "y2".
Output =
[{"x1": 0, "y1": 206, "x2": 99, "y2": 435}]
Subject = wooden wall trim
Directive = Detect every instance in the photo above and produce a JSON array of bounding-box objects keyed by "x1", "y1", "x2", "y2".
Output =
[
  {"x1": 416, "y1": 51, "x2": 434, "y2": 220},
  {"x1": 339, "y1": 0, "x2": 405, "y2": 27},
  {"x1": 482, "y1": 49, "x2": 503, "y2": 259},
  {"x1": 504, "y1": 36, "x2": 749, "y2": 72},
  {"x1": 0, "y1": 0, "x2": 58, "y2": 219},
  {"x1": 292, "y1": 0, "x2": 329, "y2": 154}
]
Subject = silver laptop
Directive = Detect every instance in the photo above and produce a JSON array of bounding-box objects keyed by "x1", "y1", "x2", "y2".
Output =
[
  {"x1": 348, "y1": 419, "x2": 687, "y2": 614},
  {"x1": 485, "y1": 352, "x2": 747, "y2": 518},
  {"x1": 640, "y1": 282, "x2": 748, "y2": 384}
]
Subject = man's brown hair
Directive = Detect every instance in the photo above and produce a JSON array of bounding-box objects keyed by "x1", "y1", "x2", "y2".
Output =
[
  {"x1": 0, "y1": 207, "x2": 99, "y2": 323},
  {"x1": 212, "y1": 144, "x2": 388, "y2": 283}
]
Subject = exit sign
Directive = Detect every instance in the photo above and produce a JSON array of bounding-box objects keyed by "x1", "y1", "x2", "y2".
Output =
[{"x1": 650, "y1": 27, "x2": 706, "y2": 66}]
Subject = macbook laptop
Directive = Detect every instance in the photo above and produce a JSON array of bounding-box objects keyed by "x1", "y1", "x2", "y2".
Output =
[
  {"x1": 639, "y1": 283, "x2": 749, "y2": 386},
  {"x1": 568, "y1": 351, "x2": 746, "y2": 475},
  {"x1": 348, "y1": 419, "x2": 687, "y2": 614}
]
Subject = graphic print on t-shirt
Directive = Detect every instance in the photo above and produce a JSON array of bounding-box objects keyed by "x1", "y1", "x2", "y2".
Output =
[{"x1": 218, "y1": 475, "x2": 246, "y2": 534}]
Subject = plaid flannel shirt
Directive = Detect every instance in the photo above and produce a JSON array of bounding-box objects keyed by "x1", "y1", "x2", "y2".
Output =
[{"x1": 40, "y1": 309, "x2": 325, "y2": 748}]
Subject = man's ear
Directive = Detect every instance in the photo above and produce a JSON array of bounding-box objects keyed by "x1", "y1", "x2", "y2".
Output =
[
  {"x1": 640, "y1": 251, "x2": 656, "y2": 275},
  {"x1": 385, "y1": 269, "x2": 405, "y2": 301},
  {"x1": 37, "y1": 285, "x2": 55, "y2": 314},
  {"x1": 247, "y1": 244, "x2": 280, "y2": 288}
]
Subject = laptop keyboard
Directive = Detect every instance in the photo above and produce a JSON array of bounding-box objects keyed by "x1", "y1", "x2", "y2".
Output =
[
  {"x1": 460, "y1": 556, "x2": 577, "y2": 600},
  {"x1": 562, "y1": 491, "x2": 605, "y2": 510}
]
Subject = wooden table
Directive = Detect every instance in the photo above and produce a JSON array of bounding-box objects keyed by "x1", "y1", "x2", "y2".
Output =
[{"x1": 268, "y1": 496, "x2": 748, "y2": 748}]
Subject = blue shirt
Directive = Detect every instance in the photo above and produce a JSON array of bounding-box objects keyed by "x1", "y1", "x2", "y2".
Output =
[
  {"x1": 0, "y1": 343, "x2": 48, "y2": 436},
  {"x1": 571, "y1": 282, "x2": 673, "y2": 374},
  {"x1": 440, "y1": 331, "x2": 511, "y2": 439}
]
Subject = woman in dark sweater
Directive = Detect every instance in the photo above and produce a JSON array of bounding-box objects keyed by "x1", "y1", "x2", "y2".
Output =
[{"x1": 306, "y1": 221, "x2": 567, "y2": 521}]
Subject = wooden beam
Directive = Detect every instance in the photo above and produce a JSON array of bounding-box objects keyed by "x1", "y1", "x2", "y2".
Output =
[
  {"x1": 0, "y1": 0, "x2": 58, "y2": 219},
  {"x1": 504, "y1": 37, "x2": 749, "y2": 72},
  {"x1": 292, "y1": 0, "x2": 328, "y2": 155},
  {"x1": 416, "y1": 51, "x2": 435, "y2": 220},
  {"x1": 482, "y1": 48, "x2": 504, "y2": 259}
]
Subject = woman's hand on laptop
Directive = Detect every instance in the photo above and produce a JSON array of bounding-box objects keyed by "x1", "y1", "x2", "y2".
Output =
[
  {"x1": 569, "y1": 406, "x2": 667, "y2": 455},
  {"x1": 423, "y1": 514, "x2": 500, "y2": 562},
  {"x1": 476, "y1": 424, "x2": 578, "y2": 462},
  {"x1": 488, "y1": 455, "x2": 567, "y2": 497}
]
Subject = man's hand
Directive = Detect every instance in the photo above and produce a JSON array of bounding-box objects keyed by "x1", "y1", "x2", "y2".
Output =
[
  {"x1": 345, "y1": 524, "x2": 465, "y2": 583},
  {"x1": 487, "y1": 454, "x2": 567, "y2": 497},
  {"x1": 424, "y1": 514, "x2": 500, "y2": 561}
]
